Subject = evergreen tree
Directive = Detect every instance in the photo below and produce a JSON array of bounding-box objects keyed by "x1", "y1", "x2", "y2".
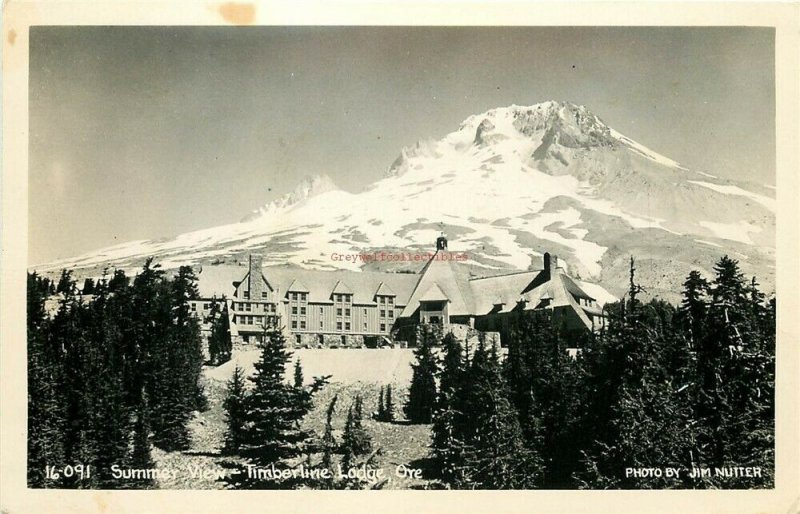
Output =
[
  {"x1": 375, "y1": 386, "x2": 386, "y2": 421},
  {"x1": 293, "y1": 359, "x2": 304, "y2": 388},
  {"x1": 320, "y1": 395, "x2": 338, "y2": 489},
  {"x1": 691, "y1": 256, "x2": 775, "y2": 486},
  {"x1": 341, "y1": 395, "x2": 372, "y2": 470},
  {"x1": 453, "y1": 338, "x2": 541, "y2": 489},
  {"x1": 505, "y1": 311, "x2": 585, "y2": 487},
  {"x1": 207, "y1": 297, "x2": 231, "y2": 365},
  {"x1": 430, "y1": 332, "x2": 464, "y2": 482},
  {"x1": 56, "y1": 269, "x2": 75, "y2": 295},
  {"x1": 127, "y1": 396, "x2": 155, "y2": 489},
  {"x1": 171, "y1": 266, "x2": 205, "y2": 411},
  {"x1": 574, "y1": 258, "x2": 694, "y2": 488},
  {"x1": 53, "y1": 288, "x2": 102, "y2": 488},
  {"x1": 223, "y1": 365, "x2": 248, "y2": 454},
  {"x1": 81, "y1": 277, "x2": 95, "y2": 295},
  {"x1": 107, "y1": 268, "x2": 129, "y2": 293},
  {"x1": 404, "y1": 325, "x2": 439, "y2": 423},
  {"x1": 679, "y1": 270, "x2": 710, "y2": 349},
  {"x1": 27, "y1": 272, "x2": 66, "y2": 487},
  {"x1": 231, "y1": 321, "x2": 319, "y2": 488},
  {"x1": 383, "y1": 384, "x2": 395, "y2": 422},
  {"x1": 26, "y1": 260, "x2": 225, "y2": 488}
]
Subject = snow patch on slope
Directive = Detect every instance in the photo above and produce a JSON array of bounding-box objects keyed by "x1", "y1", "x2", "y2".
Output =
[
  {"x1": 608, "y1": 127, "x2": 687, "y2": 170},
  {"x1": 699, "y1": 220, "x2": 761, "y2": 245},
  {"x1": 688, "y1": 181, "x2": 775, "y2": 212}
]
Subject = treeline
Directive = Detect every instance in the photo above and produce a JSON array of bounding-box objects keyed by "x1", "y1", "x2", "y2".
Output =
[
  {"x1": 27, "y1": 259, "x2": 206, "y2": 488},
  {"x1": 406, "y1": 255, "x2": 775, "y2": 489}
]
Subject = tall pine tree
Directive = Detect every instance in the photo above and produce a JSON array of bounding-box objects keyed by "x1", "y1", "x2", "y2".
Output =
[{"x1": 404, "y1": 325, "x2": 438, "y2": 423}]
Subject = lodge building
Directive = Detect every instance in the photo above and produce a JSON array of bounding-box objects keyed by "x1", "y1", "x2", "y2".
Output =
[{"x1": 189, "y1": 235, "x2": 609, "y2": 348}]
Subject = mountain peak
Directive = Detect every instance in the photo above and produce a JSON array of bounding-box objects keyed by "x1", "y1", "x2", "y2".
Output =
[{"x1": 242, "y1": 174, "x2": 339, "y2": 222}]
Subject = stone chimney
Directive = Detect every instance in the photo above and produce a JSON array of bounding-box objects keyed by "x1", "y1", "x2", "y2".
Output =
[
  {"x1": 248, "y1": 254, "x2": 264, "y2": 300},
  {"x1": 543, "y1": 252, "x2": 558, "y2": 280}
]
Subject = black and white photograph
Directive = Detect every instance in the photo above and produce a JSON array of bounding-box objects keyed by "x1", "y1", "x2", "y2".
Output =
[{"x1": 2, "y1": 3, "x2": 799, "y2": 511}]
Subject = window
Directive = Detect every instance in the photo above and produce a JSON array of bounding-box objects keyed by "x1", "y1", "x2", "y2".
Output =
[
  {"x1": 364, "y1": 321, "x2": 368, "y2": 329},
  {"x1": 380, "y1": 310, "x2": 386, "y2": 318},
  {"x1": 296, "y1": 334, "x2": 302, "y2": 345},
  {"x1": 320, "y1": 306, "x2": 324, "y2": 314},
  {"x1": 204, "y1": 302, "x2": 211, "y2": 309},
  {"x1": 244, "y1": 291, "x2": 250, "y2": 299},
  {"x1": 336, "y1": 308, "x2": 342, "y2": 316},
  {"x1": 320, "y1": 320, "x2": 324, "y2": 329},
  {"x1": 363, "y1": 308, "x2": 367, "y2": 316},
  {"x1": 245, "y1": 303, "x2": 252, "y2": 312},
  {"x1": 300, "y1": 306, "x2": 306, "y2": 315},
  {"x1": 345, "y1": 308, "x2": 351, "y2": 316},
  {"x1": 292, "y1": 320, "x2": 298, "y2": 329},
  {"x1": 345, "y1": 322, "x2": 351, "y2": 331},
  {"x1": 291, "y1": 292, "x2": 297, "y2": 300},
  {"x1": 300, "y1": 320, "x2": 306, "y2": 329},
  {"x1": 388, "y1": 310, "x2": 394, "y2": 319},
  {"x1": 380, "y1": 323, "x2": 386, "y2": 332},
  {"x1": 261, "y1": 291, "x2": 268, "y2": 299},
  {"x1": 301, "y1": 293, "x2": 307, "y2": 301},
  {"x1": 292, "y1": 306, "x2": 298, "y2": 315},
  {"x1": 388, "y1": 297, "x2": 394, "y2": 305},
  {"x1": 191, "y1": 304, "x2": 196, "y2": 312},
  {"x1": 336, "y1": 321, "x2": 342, "y2": 330}
]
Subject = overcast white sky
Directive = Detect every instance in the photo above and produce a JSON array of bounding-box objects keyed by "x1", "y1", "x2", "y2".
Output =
[{"x1": 29, "y1": 26, "x2": 775, "y2": 264}]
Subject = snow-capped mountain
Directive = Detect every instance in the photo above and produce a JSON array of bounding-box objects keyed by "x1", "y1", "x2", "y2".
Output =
[
  {"x1": 35, "y1": 101, "x2": 776, "y2": 299},
  {"x1": 240, "y1": 174, "x2": 340, "y2": 222}
]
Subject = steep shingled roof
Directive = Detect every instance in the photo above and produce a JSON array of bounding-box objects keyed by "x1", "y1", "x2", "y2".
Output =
[
  {"x1": 374, "y1": 282, "x2": 396, "y2": 298},
  {"x1": 195, "y1": 263, "x2": 418, "y2": 306},
  {"x1": 468, "y1": 270, "x2": 539, "y2": 315},
  {"x1": 286, "y1": 278, "x2": 310, "y2": 292},
  {"x1": 418, "y1": 283, "x2": 449, "y2": 302},
  {"x1": 400, "y1": 250, "x2": 475, "y2": 317},
  {"x1": 331, "y1": 280, "x2": 353, "y2": 295}
]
